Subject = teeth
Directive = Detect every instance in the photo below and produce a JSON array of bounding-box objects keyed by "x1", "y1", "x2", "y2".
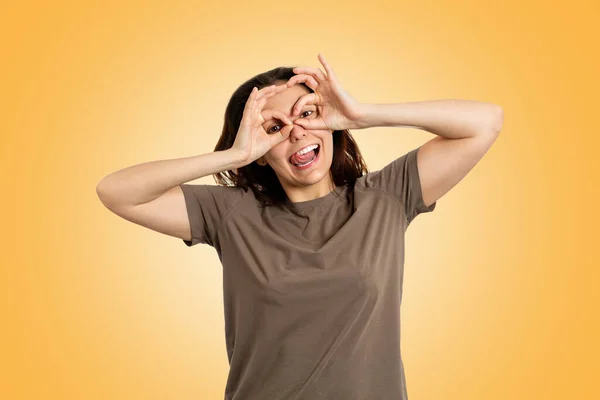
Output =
[{"x1": 295, "y1": 144, "x2": 318, "y2": 156}]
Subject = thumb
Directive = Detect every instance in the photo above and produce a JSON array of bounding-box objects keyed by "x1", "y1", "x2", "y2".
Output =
[
  {"x1": 295, "y1": 118, "x2": 327, "y2": 130},
  {"x1": 270, "y1": 123, "x2": 293, "y2": 147}
]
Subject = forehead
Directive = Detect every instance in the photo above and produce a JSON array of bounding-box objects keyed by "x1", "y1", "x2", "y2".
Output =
[{"x1": 262, "y1": 83, "x2": 310, "y2": 113}]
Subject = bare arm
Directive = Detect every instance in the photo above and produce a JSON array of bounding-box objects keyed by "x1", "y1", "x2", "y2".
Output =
[
  {"x1": 95, "y1": 84, "x2": 290, "y2": 243},
  {"x1": 357, "y1": 100, "x2": 503, "y2": 208},
  {"x1": 95, "y1": 148, "x2": 248, "y2": 242},
  {"x1": 96, "y1": 149, "x2": 247, "y2": 208}
]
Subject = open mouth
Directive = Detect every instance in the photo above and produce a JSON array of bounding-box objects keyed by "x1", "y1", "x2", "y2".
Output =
[{"x1": 289, "y1": 144, "x2": 320, "y2": 168}]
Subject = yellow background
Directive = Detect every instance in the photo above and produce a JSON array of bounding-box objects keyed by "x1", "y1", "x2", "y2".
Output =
[{"x1": 2, "y1": 0, "x2": 598, "y2": 398}]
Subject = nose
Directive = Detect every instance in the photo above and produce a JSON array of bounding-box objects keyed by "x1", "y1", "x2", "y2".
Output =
[{"x1": 288, "y1": 118, "x2": 307, "y2": 141}]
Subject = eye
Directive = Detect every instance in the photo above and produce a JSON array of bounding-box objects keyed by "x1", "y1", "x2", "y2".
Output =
[
  {"x1": 267, "y1": 110, "x2": 315, "y2": 133},
  {"x1": 267, "y1": 125, "x2": 282, "y2": 133}
]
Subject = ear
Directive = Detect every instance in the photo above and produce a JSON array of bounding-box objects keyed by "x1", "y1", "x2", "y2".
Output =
[{"x1": 257, "y1": 157, "x2": 267, "y2": 166}]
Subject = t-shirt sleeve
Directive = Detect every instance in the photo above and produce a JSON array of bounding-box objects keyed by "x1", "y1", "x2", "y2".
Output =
[
  {"x1": 362, "y1": 145, "x2": 437, "y2": 226},
  {"x1": 178, "y1": 183, "x2": 245, "y2": 247}
]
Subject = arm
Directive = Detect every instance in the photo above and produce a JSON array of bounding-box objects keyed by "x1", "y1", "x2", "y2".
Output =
[
  {"x1": 96, "y1": 148, "x2": 247, "y2": 208},
  {"x1": 358, "y1": 99, "x2": 502, "y2": 137},
  {"x1": 357, "y1": 100, "x2": 504, "y2": 207},
  {"x1": 95, "y1": 148, "x2": 247, "y2": 243}
]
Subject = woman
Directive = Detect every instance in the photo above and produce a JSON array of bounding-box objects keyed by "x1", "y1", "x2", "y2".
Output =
[{"x1": 96, "y1": 54, "x2": 503, "y2": 399}]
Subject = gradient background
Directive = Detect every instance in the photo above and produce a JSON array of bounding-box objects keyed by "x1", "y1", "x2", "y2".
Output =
[{"x1": 1, "y1": 0, "x2": 598, "y2": 399}]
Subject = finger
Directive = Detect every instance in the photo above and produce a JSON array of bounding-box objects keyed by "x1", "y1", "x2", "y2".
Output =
[
  {"x1": 254, "y1": 86, "x2": 284, "y2": 116},
  {"x1": 255, "y1": 84, "x2": 282, "y2": 100},
  {"x1": 254, "y1": 93, "x2": 273, "y2": 113},
  {"x1": 286, "y1": 74, "x2": 319, "y2": 91},
  {"x1": 260, "y1": 109, "x2": 294, "y2": 127},
  {"x1": 268, "y1": 83, "x2": 288, "y2": 94},
  {"x1": 242, "y1": 90, "x2": 259, "y2": 125},
  {"x1": 253, "y1": 86, "x2": 286, "y2": 115},
  {"x1": 254, "y1": 97, "x2": 269, "y2": 123},
  {"x1": 244, "y1": 87, "x2": 258, "y2": 111},
  {"x1": 255, "y1": 84, "x2": 281, "y2": 98},
  {"x1": 256, "y1": 90, "x2": 280, "y2": 105},
  {"x1": 269, "y1": 124, "x2": 291, "y2": 146},
  {"x1": 292, "y1": 66, "x2": 327, "y2": 82},
  {"x1": 281, "y1": 114, "x2": 293, "y2": 125},
  {"x1": 294, "y1": 117, "x2": 328, "y2": 130},
  {"x1": 291, "y1": 92, "x2": 318, "y2": 115},
  {"x1": 248, "y1": 86, "x2": 268, "y2": 113},
  {"x1": 273, "y1": 111, "x2": 293, "y2": 126},
  {"x1": 252, "y1": 90, "x2": 267, "y2": 109},
  {"x1": 287, "y1": 74, "x2": 319, "y2": 90},
  {"x1": 317, "y1": 53, "x2": 339, "y2": 83},
  {"x1": 260, "y1": 108, "x2": 281, "y2": 122}
]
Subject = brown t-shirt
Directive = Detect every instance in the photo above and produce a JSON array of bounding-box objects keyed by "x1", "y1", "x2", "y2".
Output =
[{"x1": 180, "y1": 145, "x2": 436, "y2": 400}]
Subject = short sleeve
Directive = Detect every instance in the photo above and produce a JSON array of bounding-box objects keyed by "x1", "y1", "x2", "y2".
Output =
[
  {"x1": 179, "y1": 184, "x2": 245, "y2": 247},
  {"x1": 361, "y1": 145, "x2": 436, "y2": 226}
]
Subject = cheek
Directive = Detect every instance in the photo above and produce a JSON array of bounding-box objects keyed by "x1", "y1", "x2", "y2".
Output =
[
  {"x1": 268, "y1": 147, "x2": 289, "y2": 164},
  {"x1": 321, "y1": 133, "x2": 334, "y2": 149}
]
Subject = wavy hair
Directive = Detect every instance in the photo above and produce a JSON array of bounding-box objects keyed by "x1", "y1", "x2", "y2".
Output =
[{"x1": 212, "y1": 66, "x2": 369, "y2": 207}]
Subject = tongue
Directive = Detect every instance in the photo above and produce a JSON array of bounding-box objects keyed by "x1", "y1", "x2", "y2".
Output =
[{"x1": 291, "y1": 149, "x2": 316, "y2": 165}]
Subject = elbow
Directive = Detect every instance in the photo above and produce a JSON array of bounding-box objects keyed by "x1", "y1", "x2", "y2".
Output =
[
  {"x1": 479, "y1": 105, "x2": 503, "y2": 136},
  {"x1": 96, "y1": 177, "x2": 108, "y2": 199},
  {"x1": 96, "y1": 179, "x2": 116, "y2": 209},
  {"x1": 96, "y1": 182, "x2": 109, "y2": 207},
  {"x1": 490, "y1": 105, "x2": 504, "y2": 135}
]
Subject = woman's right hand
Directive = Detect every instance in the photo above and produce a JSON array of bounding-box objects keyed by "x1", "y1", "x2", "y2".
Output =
[{"x1": 232, "y1": 84, "x2": 293, "y2": 165}]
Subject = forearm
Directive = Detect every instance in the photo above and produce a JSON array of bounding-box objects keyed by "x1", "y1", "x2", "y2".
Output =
[
  {"x1": 96, "y1": 148, "x2": 247, "y2": 208},
  {"x1": 357, "y1": 100, "x2": 503, "y2": 139}
]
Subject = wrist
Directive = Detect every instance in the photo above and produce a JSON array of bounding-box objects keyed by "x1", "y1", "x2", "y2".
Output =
[
  {"x1": 227, "y1": 148, "x2": 250, "y2": 167},
  {"x1": 353, "y1": 103, "x2": 378, "y2": 129}
]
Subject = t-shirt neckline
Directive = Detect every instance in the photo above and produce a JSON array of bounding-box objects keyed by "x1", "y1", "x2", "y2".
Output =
[{"x1": 284, "y1": 185, "x2": 346, "y2": 211}]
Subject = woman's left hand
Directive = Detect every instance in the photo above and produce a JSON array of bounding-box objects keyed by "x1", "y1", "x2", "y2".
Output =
[{"x1": 286, "y1": 54, "x2": 366, "y2": 131}]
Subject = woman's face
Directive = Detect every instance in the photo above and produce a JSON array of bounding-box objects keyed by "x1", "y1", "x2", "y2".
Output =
[{"x1": 257, "y1": 80, "x2": 335, "y2": 197}]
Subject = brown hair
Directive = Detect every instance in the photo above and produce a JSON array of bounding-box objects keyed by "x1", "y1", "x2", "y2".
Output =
[{"x1": 212, "y1": 66, "x2": 369, "y2": 207}]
